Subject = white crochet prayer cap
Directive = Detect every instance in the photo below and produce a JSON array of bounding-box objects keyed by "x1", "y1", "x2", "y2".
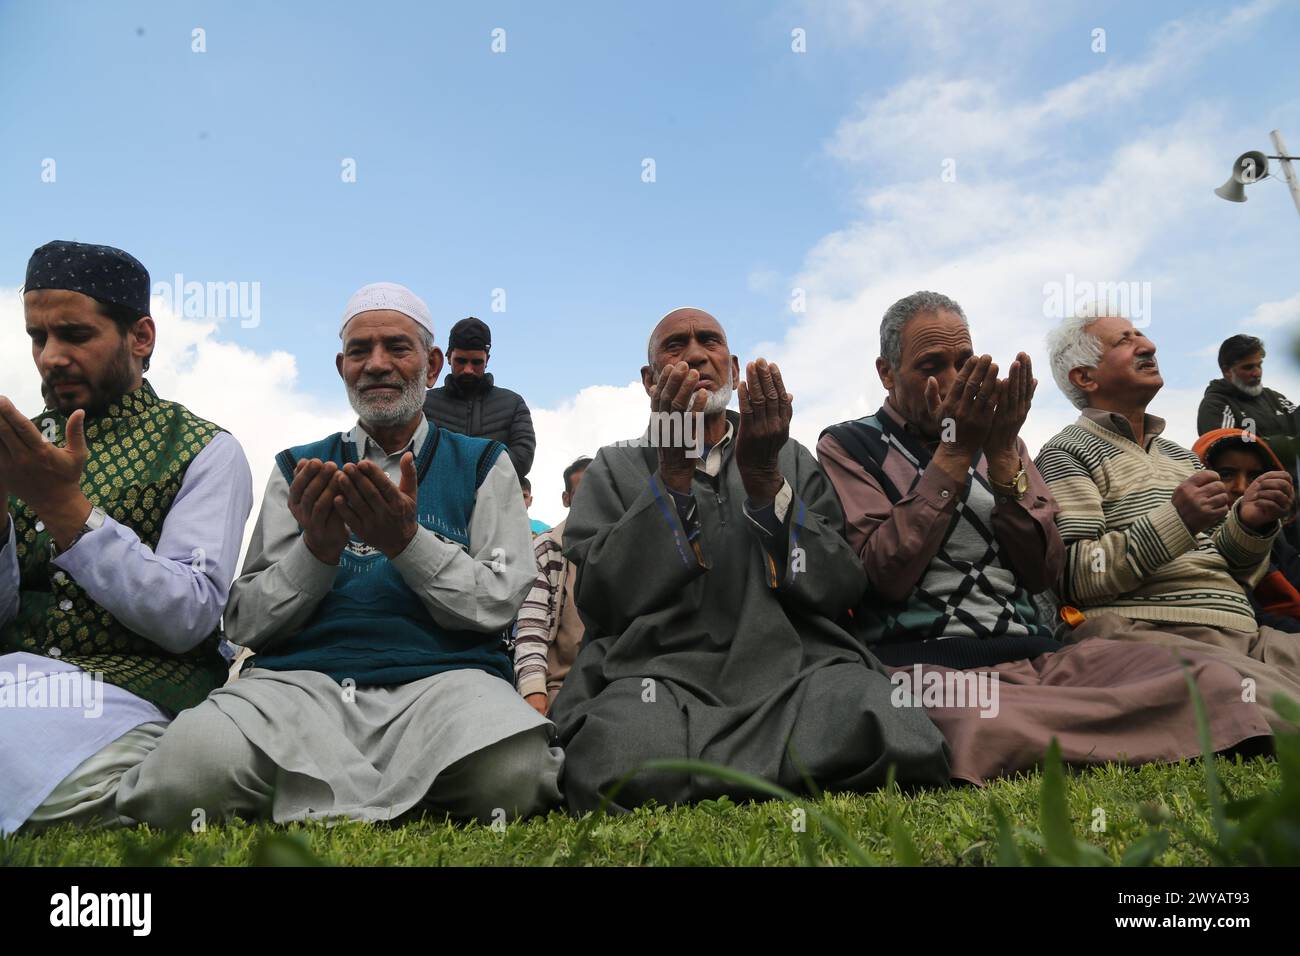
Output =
[{"x1": 339, "y1": 282, "x2": 435, "y2": 340}]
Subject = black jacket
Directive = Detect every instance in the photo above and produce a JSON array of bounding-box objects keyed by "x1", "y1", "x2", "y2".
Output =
[
  {"x1": 422, "y1": 372, "x2": 536, "y2": 478},
  {"x1": 1197, "y1": 378, "x2": 1299, "y2": 476}
]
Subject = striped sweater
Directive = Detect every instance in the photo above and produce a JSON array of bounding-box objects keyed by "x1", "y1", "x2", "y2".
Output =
[
  {"x1": 513, "y1": 526, "x2": 566, "y2": 698},
  {"x1": 513, "y1": 518, "x2": 586, "y2": 702},
  {"x1": 1035, "y1": 412, "x2": 1276, "y2": 632}
]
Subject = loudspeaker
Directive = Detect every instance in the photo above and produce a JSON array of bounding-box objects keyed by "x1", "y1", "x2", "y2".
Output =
[{"x1": 1215, "y1": 150, "x2": 1270, "y2": 202}]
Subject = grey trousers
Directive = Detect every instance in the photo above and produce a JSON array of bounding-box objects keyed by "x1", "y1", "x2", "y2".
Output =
[
  {"x1": 116, "y1": 668, "x2": 564, "y2": 828},
  {"x1": 21, "y1": 722, "x2": 168, "y2": 833}
]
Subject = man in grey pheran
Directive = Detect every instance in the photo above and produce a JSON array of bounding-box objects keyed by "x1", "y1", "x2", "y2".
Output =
[{"x1": 550, "y1": 307, "x2": 951, "y2": 813}]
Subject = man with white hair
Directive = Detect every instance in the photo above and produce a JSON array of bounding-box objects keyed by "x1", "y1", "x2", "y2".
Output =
[
  {"x1": 117, "y1": 282, "x2": 563, "y2": 826},
  {"x1": 817, "y1": 292, "x2": 1268, "y2": 782},
  {"x1": 551, "y1": 307, "x2": 951, "y2": 813},
  {"x1": 1037, "y1": 312, "x2": 1300, "y2": 728}
]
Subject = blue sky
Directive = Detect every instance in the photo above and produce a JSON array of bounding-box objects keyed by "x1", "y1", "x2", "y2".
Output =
[
  {"x1": 4, "y1": 0, "x2": 860, "y2": 405},
  {"x1": 3, "y1": 0, "x2": 1299, "y2": 525}
]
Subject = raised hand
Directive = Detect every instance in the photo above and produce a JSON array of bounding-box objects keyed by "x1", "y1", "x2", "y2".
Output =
[
  {"x1": 927, "y1": 355, "x2": 999, "y2": 461},
  {"x1": 985, "y1": 353, "x2": 1036, "y2": 454},
  {"x1": 333, "y1": 455, "x2": 419, "y2": 559},
  {"x1": 735, "y1": 358, "x2": 792, "y2": 505},
  {"x1": 0, "y1": 397, "x2": 89, "y2": 511},
  {"x1": 925, "y1": 356, "x2": 993, "y2": 489},
  {"x1": 1238, "y1": 470, "x2": 1295, "y2": 532},
  {"x1": 0, "y1": 397, "x2": 94, "y2": 548},
  {"x1": 1172, "y1": 470, "x2": 1231, "y2": 534},
  {"x1": 650, "y1": 361, "x2": 707, "y2": 494},
  {"x1": 288, "y1": 459, "x2": 350, "y2": 564},
  {"x1": 983, "y1": 352, "x2": 1037, "y2": 485}
]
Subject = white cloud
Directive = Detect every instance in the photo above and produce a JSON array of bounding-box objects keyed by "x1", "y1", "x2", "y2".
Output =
[
  {"x1": 1246, "y1": 291, "x2": 1300, "y2": 330},
  {"x1": 726, "y1": 0, "x2": 1286, "y2": 462},
  {"x1": 748, "y1": 127, "x2": 1229, "y2": 458},
  {"x1": 827, "y1": 0, "x2": 1280, "y2": 170},
  {"x1": 527, "y1": 381, "x2": 650, "y2": 526},
  {"x1": 522, "y1": 3, "x2": 1295, "y2": 504}
]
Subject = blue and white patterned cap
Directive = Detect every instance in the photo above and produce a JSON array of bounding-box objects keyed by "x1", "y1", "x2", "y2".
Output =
[{"x1": 24, "y1": 240, "x2": 151, "y2": 315}]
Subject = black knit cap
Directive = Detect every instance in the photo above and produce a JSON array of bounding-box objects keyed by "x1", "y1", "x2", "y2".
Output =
[
  {"x1": 448, "y1": 316, "x2": 491, "y2": 353},
  {"x1": 24, "y1": 240, "x2": 151, "y2": 316}
]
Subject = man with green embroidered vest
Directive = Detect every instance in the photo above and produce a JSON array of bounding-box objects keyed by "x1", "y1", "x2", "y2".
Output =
[
  {"x1": 117, "y1": 282, "x2": 562, "y2": 826},
  {"x1": 1, "y1": 240, "x2": 253, "y2": 835}
]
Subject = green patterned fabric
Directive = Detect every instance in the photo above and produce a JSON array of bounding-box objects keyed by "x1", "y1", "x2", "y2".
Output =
[{"x1": 1, "y1": 380, "x2": 229, "y2": 713}]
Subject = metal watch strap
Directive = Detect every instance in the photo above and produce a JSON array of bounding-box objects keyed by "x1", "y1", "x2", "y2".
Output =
[
  {"x1": 990, "y1": 458, "x2": 1027, "y2": 500},
  {"x1": 50, "y1": 506, "x2": 107, "y2": 557}
]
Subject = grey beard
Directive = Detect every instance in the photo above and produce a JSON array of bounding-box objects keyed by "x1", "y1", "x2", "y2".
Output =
[
  {"x1": 347, "y1": 368, "x2": 428, "y2": 427},
  {"x1": 699, "y1": 373, "x2": 734, "y2": 415},
  {"x1": 1230, "y1": 374, "x2": 1264, "y2": 398}
]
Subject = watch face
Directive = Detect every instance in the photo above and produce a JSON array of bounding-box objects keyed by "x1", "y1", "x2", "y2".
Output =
[{"x1": 1015, "y1": 471, "x2": 1029, "y2": 494}]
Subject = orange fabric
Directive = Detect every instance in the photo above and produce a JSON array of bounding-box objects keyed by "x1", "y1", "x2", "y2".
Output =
[
  {"x1": 1256, "y1": 570, "x2": 1300, "y2": 620},
  {"x1": 1060, "y1": 605, "x2": 1086, "y2": 628},
  {"x1": 1191, "y1": 427, "x2": 1286, "y2": 472}
]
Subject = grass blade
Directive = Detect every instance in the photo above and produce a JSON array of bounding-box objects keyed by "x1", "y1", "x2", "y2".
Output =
[{"x1": 1038, "y1": 738, "x2": 1079, "y2": 866}]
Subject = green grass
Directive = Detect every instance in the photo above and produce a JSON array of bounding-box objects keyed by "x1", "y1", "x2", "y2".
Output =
[{"x1": 1, "y1": 755, "x2": 1283, "y2": 866}]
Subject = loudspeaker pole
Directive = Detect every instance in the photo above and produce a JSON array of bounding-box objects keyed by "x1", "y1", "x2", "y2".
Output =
[{"x1": 1269, "y1": 129, "x2": 1300, "y2": 219}]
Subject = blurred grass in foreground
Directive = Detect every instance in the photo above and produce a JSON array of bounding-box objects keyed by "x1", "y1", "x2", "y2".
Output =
[{"x1": 1, "y1": 754, "x2": 1283, "y2": 867}]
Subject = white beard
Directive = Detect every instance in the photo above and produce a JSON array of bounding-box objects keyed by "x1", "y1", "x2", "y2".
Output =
[
  {"x1": 347, "y1": 365, "x2": 428, "y2": 426},
  {"x1": 1230, "y1": 373, "x2": 1264, "y2": 398},
  {"x1": 697, "y1": 371, "x2": 734, "y2": 414}
]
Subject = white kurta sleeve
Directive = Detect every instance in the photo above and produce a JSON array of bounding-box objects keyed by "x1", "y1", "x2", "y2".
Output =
[{"x1": 388, "y1": 452, "x2": 535, "y2": 632}]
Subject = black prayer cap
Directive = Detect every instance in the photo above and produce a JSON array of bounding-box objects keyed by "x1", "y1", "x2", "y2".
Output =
[
  {"x1": 448, "y1": 316, "x2": 491, "y2": 353},
  {"x1": 24, "y1": 240, "x2": 152, "y2": 316}
]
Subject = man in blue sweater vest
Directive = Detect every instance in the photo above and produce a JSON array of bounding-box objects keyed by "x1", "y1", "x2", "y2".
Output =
[{"x1": 118, "y1": 283, "x2": 562, "y2": 826}]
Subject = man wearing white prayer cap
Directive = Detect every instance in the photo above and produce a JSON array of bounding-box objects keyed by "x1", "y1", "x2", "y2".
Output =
[
  {"x1": 338, "y1": 281, "x2": 436, "y2": 340},
  {"x1": 117, "y1": 282, "x2": 563, "y2": 826}
]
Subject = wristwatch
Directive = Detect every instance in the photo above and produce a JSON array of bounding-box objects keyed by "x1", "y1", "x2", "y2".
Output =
[
  {"x1": 989, "y1": 458, "x2": 1029, "y2": 500},
  {"x1": 49, "y1": 505, "x2": 107, "y2": 557}
]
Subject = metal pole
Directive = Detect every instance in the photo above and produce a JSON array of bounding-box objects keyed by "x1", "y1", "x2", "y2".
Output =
[{"x1": 1270, "y1": 129, "x2": 1300, "y2": 219}]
